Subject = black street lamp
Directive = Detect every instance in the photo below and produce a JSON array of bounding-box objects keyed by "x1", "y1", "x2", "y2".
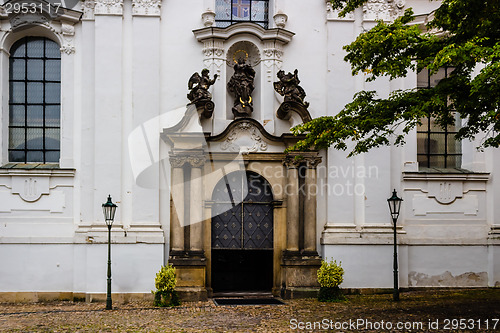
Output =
[
  {"x1": 102, "y1": 195, "x2": 117, "y2": 310},
  {"x1": 387, "y1": 189, "x2": 403, "y2": 302}
]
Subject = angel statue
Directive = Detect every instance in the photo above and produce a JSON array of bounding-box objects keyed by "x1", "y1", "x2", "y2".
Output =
[
  {"x1": 187, "y1": 69, "x2": 218, "y2": 105},
  {"x1": 227, "y1": 57, "x2": 255, "y2": 118},
  {"x1": 274, "y1": 69, "x2": 309, "y2": 108}
]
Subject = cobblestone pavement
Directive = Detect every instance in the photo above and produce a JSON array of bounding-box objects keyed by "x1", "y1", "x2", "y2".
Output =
[{"x1": 0, "y1": 289, "x2": 499, "y2": 332}]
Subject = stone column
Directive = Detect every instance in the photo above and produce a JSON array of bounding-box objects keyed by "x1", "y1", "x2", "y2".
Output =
[
  {"x1": 283, "y1": 155, "x2": 301, "y2": 252},
  {"x1": 169, "y1": 155, "x2": 186, "y2": 253},
  {"x1": 188, "y1": 155, "x2": 206, "y2": 253},
  {"x1": 304, "y1": 156, "x2": 322, "y2": 254}
]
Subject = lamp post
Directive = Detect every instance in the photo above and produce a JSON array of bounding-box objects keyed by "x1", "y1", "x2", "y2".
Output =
[
  {"x1": 102, "y1": 195, "x2": 117, "y2": 310},
  {"x1": 387, "y1": 189, "x2": 402, "y2": 302}
]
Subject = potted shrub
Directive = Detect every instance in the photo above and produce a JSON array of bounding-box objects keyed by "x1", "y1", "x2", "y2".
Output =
[
  {"x1": 152, "y1": 264, "x2": 180, "y2": 307},
  {"x1": 317, "y1": 260, "x2": 345, "y2": 302}
]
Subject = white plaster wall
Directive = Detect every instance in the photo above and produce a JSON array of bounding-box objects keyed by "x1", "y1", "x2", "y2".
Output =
[
  {"x1": 323, "y1": 244, "x2": 394, "y2": 288},
  {"x1": 0, "y1": 244, "x2": 163, "y2": 293}
]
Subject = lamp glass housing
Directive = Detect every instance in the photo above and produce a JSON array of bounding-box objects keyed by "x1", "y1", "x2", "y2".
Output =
[
  {"x1": 102, "y1": 195, "x2": 117, "y2": 226},
  {"x1": 387, "y1": 189, "x2": 403, "y2": 222}
]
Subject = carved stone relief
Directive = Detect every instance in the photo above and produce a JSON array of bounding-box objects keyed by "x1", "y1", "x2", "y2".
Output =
[
  {"x1": 221, "y1": 122, "x2": 268, "y2": 153},
  {"x1": 94, "y1": 0, "x2": 123, "y2": 16},
  {"x1": 132, "y1": 0, "x2": 161, "y2": 16},
  {"x1": 11, "y1": 177, "x2": 50, "y2": 202},
  {"x1": 363, "y1": 0, "x2": 405, "y2": 21}
]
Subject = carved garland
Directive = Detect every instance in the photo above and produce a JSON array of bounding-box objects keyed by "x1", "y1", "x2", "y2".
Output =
[{"x1": 221, "y1": 122, "x2": 268, "y2": 153}]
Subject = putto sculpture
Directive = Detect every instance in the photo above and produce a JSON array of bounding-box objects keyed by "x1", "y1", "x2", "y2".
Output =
[
  {"x1": 274, "y1": 69, "x2": 309, "y2": 108},
  {"x1": 227, "y1": 57, "x2": 255, "y2": 118},
  {"x1": 188, "y1": 68, "x2": 218, "y2": 118}
]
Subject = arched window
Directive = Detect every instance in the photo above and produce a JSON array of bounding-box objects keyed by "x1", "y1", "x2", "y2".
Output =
[
  {"x1": 9, "y1": 37, "x2": 61, "y2": 163},
  {"x1": 215, "y1": 0, "x2": 270, "y2": 28}
]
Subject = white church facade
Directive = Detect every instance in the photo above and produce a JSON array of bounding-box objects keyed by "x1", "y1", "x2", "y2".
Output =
[{"x1": 0, "y1": 0, "x2": 499, "y2": 302}]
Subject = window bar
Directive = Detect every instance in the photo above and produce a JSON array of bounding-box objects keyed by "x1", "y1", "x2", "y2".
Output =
[{"x1": 24, "y1": 40, "x2": 28, "y2": 163}]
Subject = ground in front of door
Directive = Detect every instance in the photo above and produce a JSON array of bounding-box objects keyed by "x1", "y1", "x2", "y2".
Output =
[{"x1": 1, "y1": 289, "x2": 499, "y2": 332}]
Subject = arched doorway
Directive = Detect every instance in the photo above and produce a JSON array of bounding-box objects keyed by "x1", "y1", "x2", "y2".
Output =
[{"x1": 211, "y1": 170, "x2": 274, "y2": 292}]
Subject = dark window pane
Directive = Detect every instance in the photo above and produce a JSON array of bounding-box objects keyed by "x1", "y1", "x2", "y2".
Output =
[
  {"x1": 416, "y1": 132, "x2": 428, "y2": 154},
  {"x1": 26, "y1": 128, "x2": 44, "y2": 149},
  {"x1": 11, "y1": 43, "x2": 25, "y2": 57},
  {"x1": 251, "y1": 1, "x2": 267, "y2": 21},
  {"x1": 9, "y1": 151, "x2": 25, "y2": 163},
  {"x1": 45, "y1": 128, "x2": 60, "y2": 149},
  {"x1": 10, "y1": 58, "x2": 25, "y2": 80},
  {"x1": 45, "y1": 60, "x2": 60, "y2": 81},
  {"x1": 417, "y1": 155, "x2": 428, "y2": 168},
  {"x1": 27, "y1": 82, "x2": 43, "y2": 103},
  {"x1": 429, "y1": 155, "x2": 445, "y2": 168},
  {"x1": 447, "y1": 134, "x2": 461, "y2": 154},
  {"x1": 9, "y1": 127, "x2": 25, "y2": 149},
  {"x1": 10, "y1": 81, "x2": 25, "y2": 103},
  {"x1": 428, "y1": 133, "x2": 445, "y2": 154},
  {"x1": 45, "y1": 105, "x2": 60, "y2": 126},
  {"x1": 45, "y1": 83, "x2": 60, "y2": 103},
  {"x1": 26, "y1": 39, "x2": 44, "y2": 58},
  {"x1": 216, "y1": 0, "x2": 231, "y2": 20},
  {"x1": 9, "y1": 105, "x2": 25, "y2": 126},
  {"x1": 44, "y1": 40, "x2": 60, "y2": 58},
  {"x1": 26, "y1": 151, "x2": 43, "y2": 162},
  {"x1": 45, "y1": 151, "x2": 60, "y2": 163},
  {"x1": 27, "y1": 59, "x2": 44, "y2": 80},
  {"x1": 27, "y1": 105, "x2": 44, "y2": 126}
]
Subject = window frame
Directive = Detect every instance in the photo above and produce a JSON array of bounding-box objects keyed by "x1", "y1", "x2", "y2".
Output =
[
  {"x1": 416, "y1": 67, "x2": 462, "y2": 169},
  {"x1": 215, "y1": 0, "x2": 270, "y2": 29},
  {"x1": 8, "y1": 36, "x2": 61, "y2": 164}
]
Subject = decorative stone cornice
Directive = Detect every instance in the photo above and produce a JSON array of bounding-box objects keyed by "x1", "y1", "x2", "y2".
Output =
[
  {"x1": 304, "y1": 156, "x2": 322, "y2": 169},
  {"x1": 169, "y1": 154, "x2": 207, "y2": 168},
  {"x1": 363, "y1": 0, "x2": 405, "y2": 22},
  {"x1": 94, "y1": 0, "x2": 123, "y2": 16},
  {"x1": 82, "y1": 0, "x2": 96, "y2": 20},
  {"x1": 283, "y1": 155, "x2": 302, "y2": 169},
  {"x1": 325, "y1": 0, "x2": 354, "y2": 21},
  {"x1": 132, "y1": 0, "x2": 161, "y2": 16},
  {"x1": 186, "y1": 156, "x2": 206, "y2": 168}
]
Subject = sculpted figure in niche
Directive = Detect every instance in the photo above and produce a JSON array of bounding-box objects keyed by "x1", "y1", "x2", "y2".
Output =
[
  {"x1": 274, "y1": 69, "x2": 309, "y2": 108},
  {"x1": 227, "y1": 57, "x2": 255, "y2": 118}
]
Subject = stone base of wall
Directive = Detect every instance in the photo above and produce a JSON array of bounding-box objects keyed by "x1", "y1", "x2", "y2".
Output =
[{"x1": 0, "y1": 292, "x2": 154, "y2": 303}]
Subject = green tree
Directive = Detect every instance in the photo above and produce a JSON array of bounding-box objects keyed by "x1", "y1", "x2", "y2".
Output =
[{"x1": 289, "y1": 0, "x2": 500, "y2": 156}]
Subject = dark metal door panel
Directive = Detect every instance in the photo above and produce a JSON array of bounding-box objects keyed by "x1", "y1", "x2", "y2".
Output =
[
  {"x1": 211, "y1": 171, "x2": 273, "y2": 250},
  {"x1": 242, "y1": 203, "x2": 273, "y2": 249}
]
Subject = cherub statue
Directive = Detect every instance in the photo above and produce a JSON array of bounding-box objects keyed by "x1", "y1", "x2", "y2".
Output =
[
  {"x1": 274, "y1": 69, "x2": 309, "y2": 108},
  {"x1": 187, "y1": 69, "x2": 218, "y2": 105}
]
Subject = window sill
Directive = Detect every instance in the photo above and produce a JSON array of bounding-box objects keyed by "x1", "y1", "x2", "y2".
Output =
[
  {"x1": 403, "y1": 168, "x2": 489, "y2": 181},
  {"x1": 0, "y1": 163, "x2": 75, "y2": 176}
]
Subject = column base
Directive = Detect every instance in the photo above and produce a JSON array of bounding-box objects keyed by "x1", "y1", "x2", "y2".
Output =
[
  {"x1": 169, "y1": 251, "x2": 207, "y2": 301},
  {"x1": 280, "y1": 251, "x2": 322, "y2": 299}
]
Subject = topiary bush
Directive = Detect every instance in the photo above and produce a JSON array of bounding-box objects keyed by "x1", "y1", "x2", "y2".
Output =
[
  {"x1": 152, "y1": 264, "x2": 180, "y2": 307},
  {"x1": 317, "y1": 259, "x2": 345, "y2": 302}
]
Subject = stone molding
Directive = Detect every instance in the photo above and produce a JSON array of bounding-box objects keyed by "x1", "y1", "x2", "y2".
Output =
[
  {"x1": 169, "y1": 154, "x2": 207, "y2": 168},
  {"x1": 304, "y1": 156, "x2": 322, "y2": 169},
  {"x1": 132, "y1": 0, "x2": 161, "y2": 17},
  {"x1": 363, "y1": 0, "x2": 405, "y2": 22},
  {"x1": 94, "y1": 0, "x2": 123, "y2": 16}
]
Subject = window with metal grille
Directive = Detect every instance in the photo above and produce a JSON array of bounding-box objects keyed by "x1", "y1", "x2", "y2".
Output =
[
  {"x1": 8, "y1": 37, "x2": 61, "y2": 163},
  {"x1": 416, "y1": 67, "x2": 462, "y2": 169},
  {"x1": 215, "y1": 0, "x2": 269, "y2": 28}
]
